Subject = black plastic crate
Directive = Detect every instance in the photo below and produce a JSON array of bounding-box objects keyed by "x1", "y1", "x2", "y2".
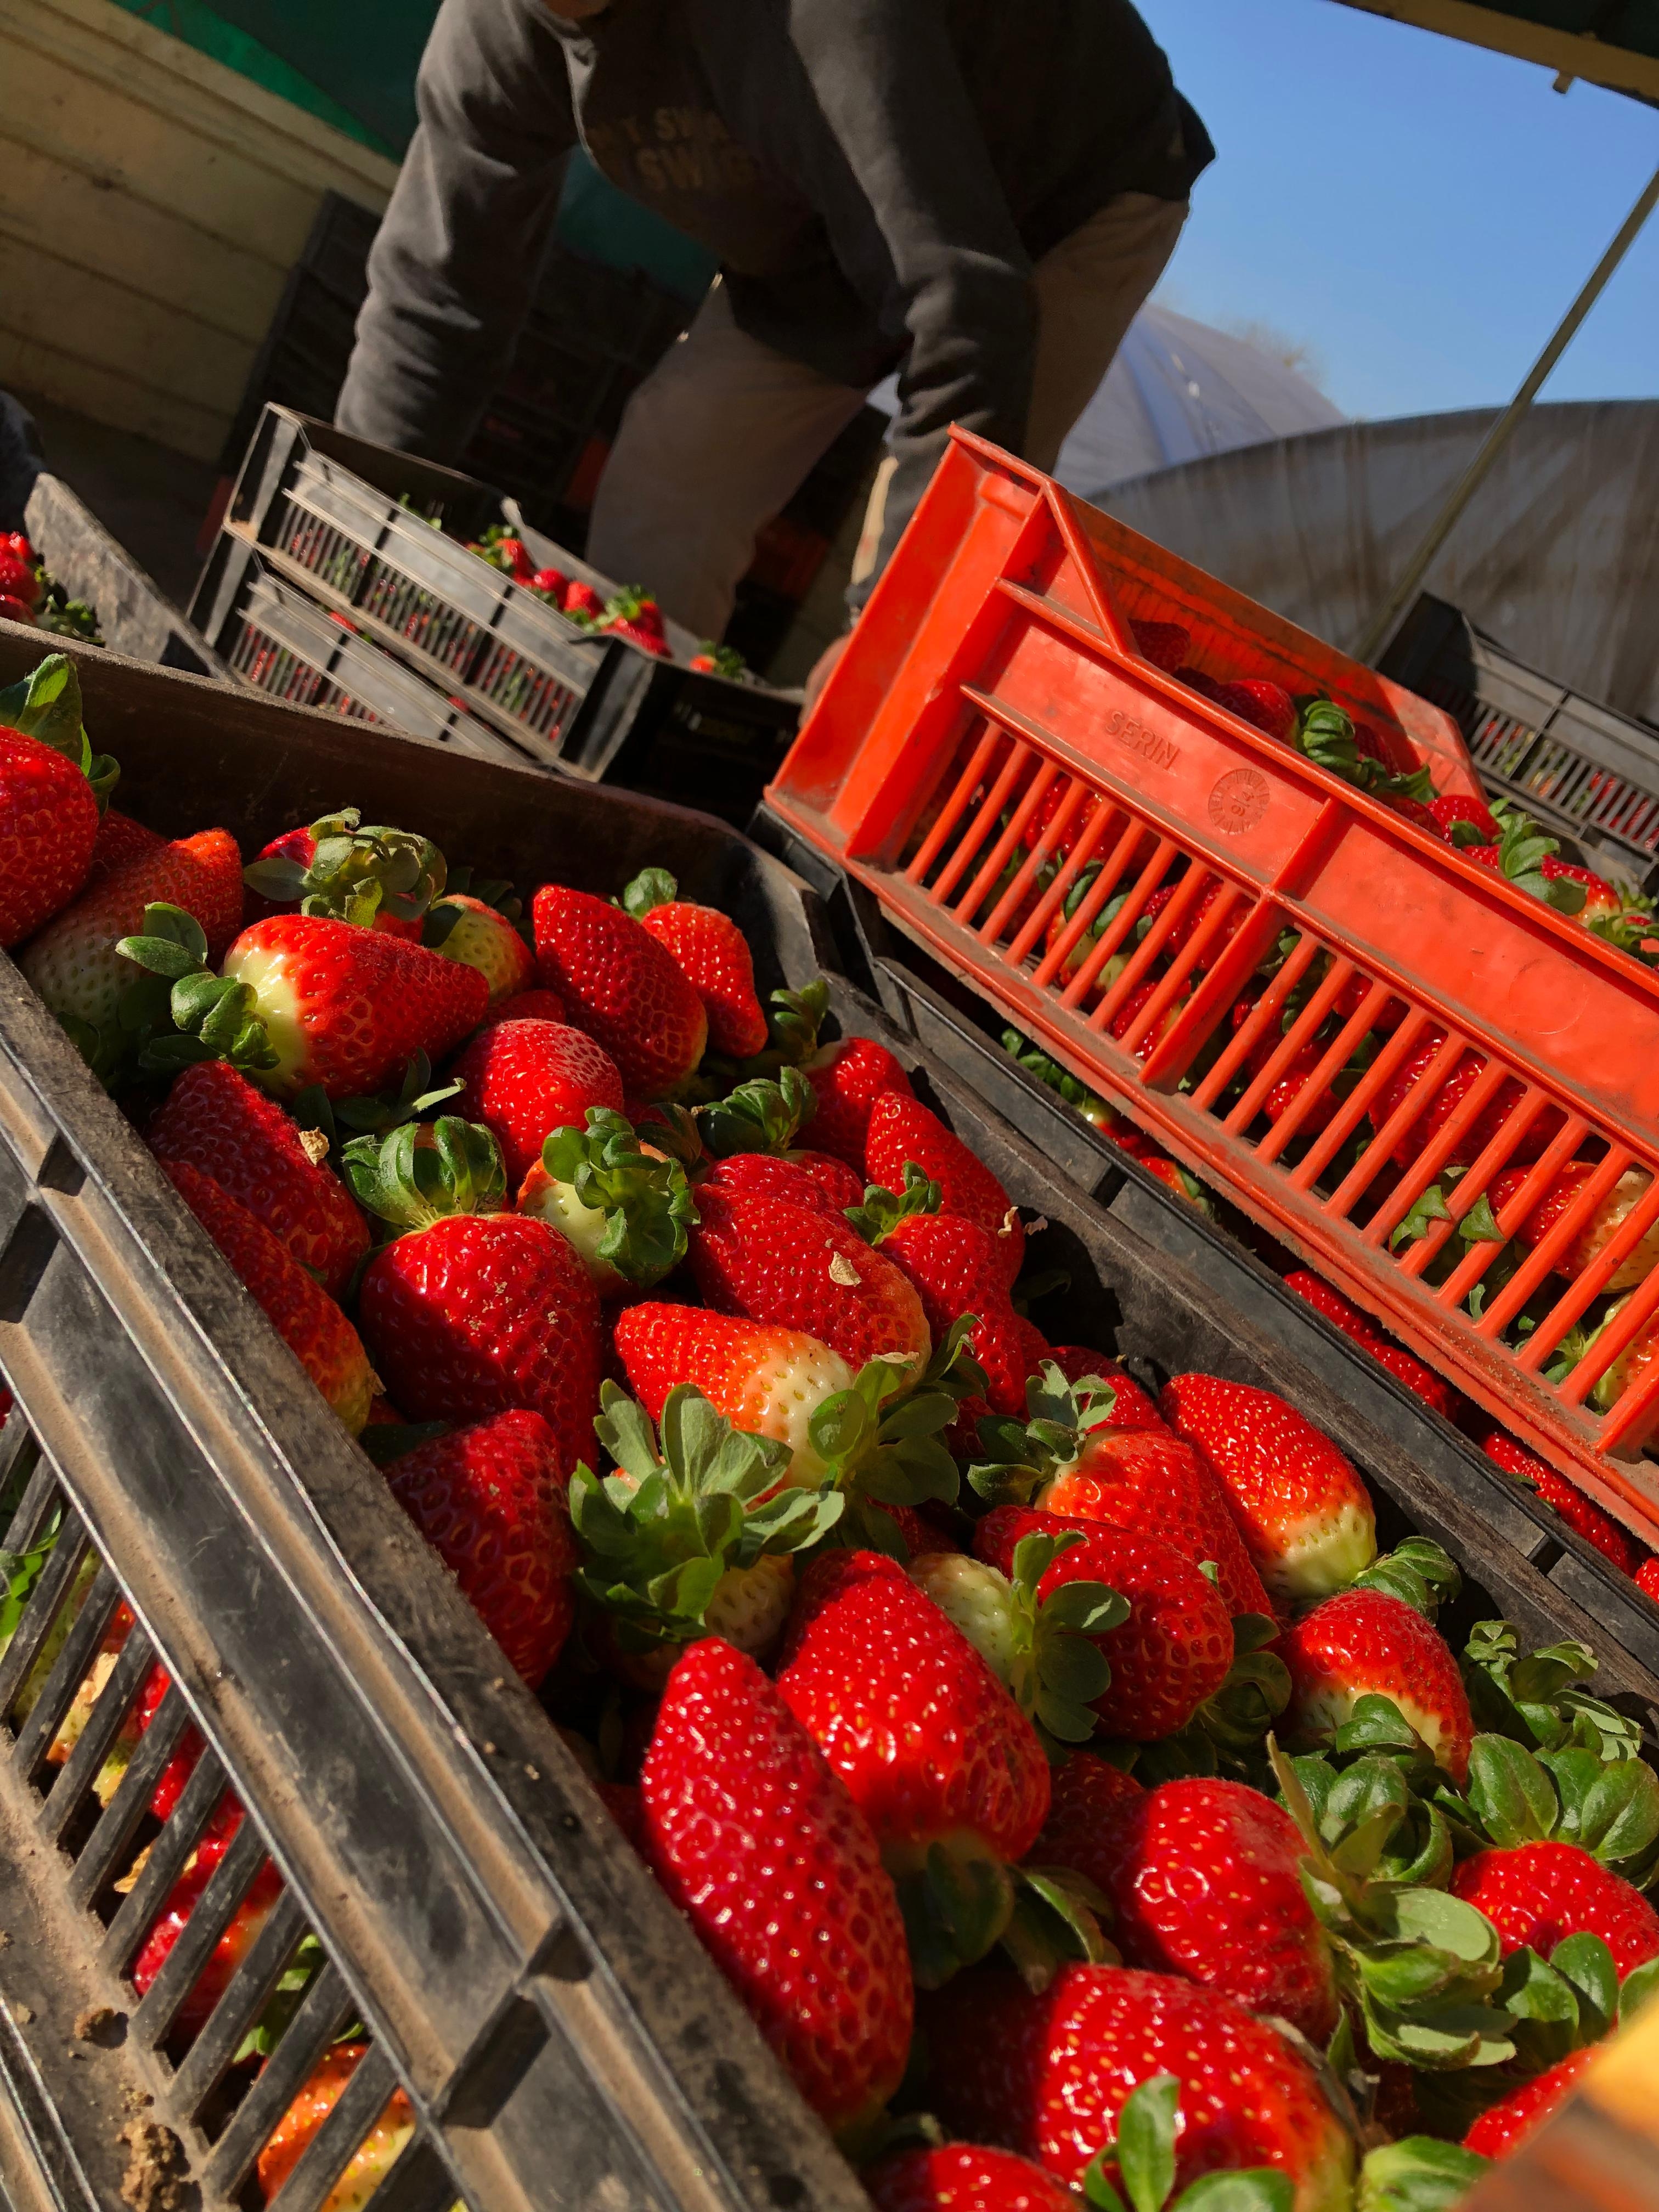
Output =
[
  {"x1": 0, "y1": 627, "x2": 1654, "y2": 2209},
  {"x1": 193, "y1": 408, "x2": 802, "y2": 821},
  {"x1": 1381, "y1": 593, "x2": 1659, "y2": 897}
]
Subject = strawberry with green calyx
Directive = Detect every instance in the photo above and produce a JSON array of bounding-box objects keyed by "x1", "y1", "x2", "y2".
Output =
[
  {"x1": 777, "y1": 1547, "x2": 1051, "y2": 1988},
  {"x1": 1269, "y1": 1742, "x2": 1517, "y2": 2075},
  {"x1": 242, "y1": 809, "x2": 446, "y2": 935},
  {"x1": 1348, "y1": 1537, "x2": 1464, "y2": 1622},
  {"x1": 1295, "y1": 698, "x2": 1369, "y2": 786},
  {"x1": 569, "y1": 1382, "x2": 842, "y2": 1685},
  {"x1": 687, "y1": 640, "x2": 748, "y2": 679},
  {"x1": 341, "y1": 1113, "x2": 507, "y2": 1235},
  {"x1": 532, "y1": 882, "x2": 707, "y2": 1097},
  {"x1": 1079, "y1": 2072, "x2": 1295, "y2": 2212},
  {"x1": 1464, "y1": 814, "x2": 1590, "y2": 915},
  {"x1": 804, "y1": 1314, "x2": 987, "y2": 1555},
  {"x1": 1282, "y1": 1589, "x2": 1475, "y2": 1785},
  {"x1": 1282, "y1": 1734, "x2": 1456, "y2": 1898},
  {"x1": 865, "y1": 1091, "x2": 1025, "y2": 1276},
  {"x1": 620, "y1": 867, "x2": 770, "y2": 1059},
  {"x1": 520, "y1": 1107, "x2": 698, "y2": 1294},
  {"x1": 423, "y1": 887, "x2": 534, "y2": 1002},
  {"x1": 1458, "y1": 1620, "x2": 1645, "y2": 1767},
  {"x1": 613, "y1": 1303, "x2": 857, "y2": 1487},
  {"x1": 1436, "y1": 1729, "x2": 1659, "y2": 1895},
  {"x1": 291, "y1": 1048, "x2": 464, "y2": 1160},
  {"x1": 1430, "y1": 795, "x2": 1502, "y2": 848},
  {"x1": 120, "y1": 907, "x2": 488, "y2": 1100},
  {"x1": 1357, "y1": 2137, "x2": 1488, "y2": 2212},
  {"x1": 0, "y1": 653, "x2": 119, "y2": 812},
  {"x1": 844, "y1": 1165, "x2": 945, "y2": 1244},
  {"x1": 600, "y1": 585, "x2": 670, "y2": 656},
  {"x1": 696, "y1": 1065, "x2": 817, "y2": 1159}
]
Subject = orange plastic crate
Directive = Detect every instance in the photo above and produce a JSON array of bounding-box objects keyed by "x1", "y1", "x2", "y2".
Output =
[{"x1": 768, "y1": 430, "x2": 1659, "y2": 1541}]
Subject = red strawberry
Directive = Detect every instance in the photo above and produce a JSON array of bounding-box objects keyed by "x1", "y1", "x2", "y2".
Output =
[
  {"x1": 148, "y1": 1062, "x2": 368, "y2": 1295},
  {"x1": 1130, "y1": 618, "x2": 1192, "y2": 673},
  {"x1": 1175, "y1": 665, "x2": 1227, "y2": 703},
  {"x1": 241, "y1": 809, "x2": 444, "y2": 936},
  {"x1": 257, "y1": 2042, "x2": 416, "y2": 2205},
  {"x1": 1031, "y1": 1750, "x2": 1144, "y2": 1882},
  {"x1": 866, "y1": 2147, "x2": 1080, "y2": 2212},
  {"x1": 496, "y1": 536, "x2": 535, "y2": 580},
  {"x1": 976, "y1": 1506, "x2": 1232, "y2": 1741},
  {"x1": 804, "y1": 1037, "x2": 913, "y2": 1168},
  {"x1": 531, "y1": 884, "x2": 707, "y2": 1096},
  {"x1": 700, "y1": 1149, "x2": 862, "y2": 1217},
  {"x1": 1480, "y1": 1430, "x2": 1641, "y2": 1576},
  {"x1": 1071, "y1": 1775, "x2": 1339, "y2": 2040},
  {"x1": 1046, "y1": 1349, "x2": 1165, "y2": 1431},
  {"x1": 1215, "y1": 679, "x2": 1296, "y2": 741},
  {"x1": 622, "y1": 867, "x2": 769, "y2": 1058},
  {"x1": 449, "y1": 1018, "x2": 624, "y2": 1188},
  {"x1": 1431, "y1": 794, "x2": 1501, "y2": 845},
  {"x1": 1542, "y1": 855, "x2": 1623, "y2": 922},
  {"x1": 1282, "y1": 1588, "x2": 1473, "y2": 1782},
  {"x1": 359, "y1": 1211, "x2": 602, "y2": 1477},
  {"x1": 477, "y1": 985, "x2": 567, "y2": 1031},
  {"x1": 21, "y1": 828, "x2": 242, "y2": 1032},
  {"x1": 1639, "y1": 1556, "x2": 1659, "y2": 1604},
  {"x1": 1382, "y1": 792, "x2": 1449, "y2": 838},
  {"x1": 882, "y1": 1213, "x2": 1036, "y2": 1421},
  {"x1": 1451, "y1": 1839, "x2": 1659, "y2": 1976},
  {"x1": 0, "y1": 551, "x2": 42, "y2": 609},
  {"x1": 430, "y1": 893, "x2": 534, "y2": 1002},
  {"x1": 689, "y1": 1186, "x2": 932, "y2": 1381},
  {"x1": 1141, "y1": 878, "x2": 1248, "y2": 977},
  {"x1": 641, "y1": 1638, "x2": 912, "y2": 2131},
  {"x1": 865, "y1": 1092, "x2": 1023, "y2": 1282},
  {"x1": 0, "y1": 597, "x2": 36, "y2": 627},
  {"x1": 613, "y1": 1304, "x2": 854, "y2": 1486},
  {"x1": 1463, "y1": 2047, "x2": 1596, "y2": 2159},
  {"x1": 922, "y1": 1964, "x2": 1355, "y2": 2207},
  {"x1": 1490, "y1": 1161, "x2": 1659, "y2": 1291},
  {"x1": 383, "y1": 1409, "x2": 576, "y2": 1685},
  {"x1": 1369, "y1": 1032, "x2": 1564, "y2": 1171},
  {"x1": 530, "y1": 566, "x2": 568, "y2": 599},
  {"x1": 1159, "y1": 1374, "x2": 1376, "y2": 1605},
  {"x1": 164, "y1": 1160, "x2": 373, "y2": 1431},
  {"x1": 132, "y1": 1799, "x2": 285, "y2": 2035},
  {"x1": 127, "y1": 1658, "x2": 202, "y2": 1822},
  {"x1": 1283, "y1": 1271, "x2": 1467, "y2": 1423},
  {"x1": 777, "y1": 1549, "x2": 1049, "y2": 1975},
  {"x1": 84, "y1": 806, "x2": 165, "y2": 883},
  {"x1": 215, "y1": 915, "x2": 489, "y2": 1101},
  {"x1": 562, "y1": 578, "x2": 606, "y2": 622}
]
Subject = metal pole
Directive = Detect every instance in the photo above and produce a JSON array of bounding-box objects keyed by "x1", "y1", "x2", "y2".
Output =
[{"x1": 1356, "y1": 159, "x2": 1659, "y2": 665}]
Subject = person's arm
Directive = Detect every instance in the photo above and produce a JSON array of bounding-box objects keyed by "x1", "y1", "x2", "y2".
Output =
[
  {"x1": 787, "y1": 0, "x2": 1038, "y2": 613},
  {"x1": 336, "y1": 0, "x2": 576, "y2": 461}
]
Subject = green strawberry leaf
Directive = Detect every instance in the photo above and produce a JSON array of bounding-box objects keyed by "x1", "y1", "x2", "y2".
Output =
[
  {"x1": 342, "y1": 1115, "x2": 506, "y2": 1231},
  {"x1": 1351, "y1": 1539, "x2": 1462, "y2": 1622},
  {"x1": 1620, "y1": 1955, "x2": 1659, "y2": 2023},
  {"x1": 999, "y1": 1865, "x2": 1116, "y2": 1993},
  {"x1": 845, "y1": 1162, "x2": 942, "y2": 1244},
  {"x1": 1550, "y1": 1931, "x2": 1618, "y2": 2044},
  {"x1": 1357, "y1": 2137, "x2": 1489, "y2": 2212},
  {"x1": 0, "y1": 654, "x2": 105, "y2": 797},
  {"x1": 1115, "y1": 2074, "x2": 1179, "y2": 2212},
  {"x1": 620, "y1": 866, "x2": 678, "y2": 919},
  {"x1": 540, "y1": 1108, "x2": 699, "y2": 1286},
  {"x1": 1464, "y1": 1734, "x2": 1559, "y2": 1848},
  {"x1": 1391, "y1": 1183, "x2": 1453, "y2": 1250},
  {"x1": 698, "y1": 1066, "x2": 817, "y2": 1159}
]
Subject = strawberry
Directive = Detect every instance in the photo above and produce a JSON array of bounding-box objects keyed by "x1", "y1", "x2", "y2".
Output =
[
  {"x1": 1141, "y1": 878, "x2": 1248, "y2": 977},
  {"x1": 383, "y1": 1409, "x2": 577, "y2": 1686},
  {"x1": 20, "y1": 829, "x2": 242, "y2": 1045},
  {"x1": 0, "y1": 721, "x2": 101, "y2": 938},
  {"x1": 530, "y1": 566, "x2": 568, "y2": 600},
  {"x1": 1215, "y1": 679, "x2": 1296, "y2": 741},
  {"x1": 0, "y1": 550, "x2": 42, "y2": 609},
  {"x1": 449, "y1": 1018, "x2": 624, "y2": 1188},
  {"x1": 1283, "y1": 1270, "x2": 1466, "y2": 1422},
  {"x1": 1175, "y1": 665, "x2": 1227, "y2": 703},
  {"x1": 878, "y1": 1211, "x2": 1037, "y2": 1420},
  {"x1": 1159, "y1": 1374, "x2": 1376, "y2": 1604},
  {"x1": 476, "y1": 984, "x2": 566, "y2": 1030},
  {"x1": 84, "y1": 806, "x2": 164, "y2": 883},
  {"x1": 971, "y1": 1369, "x2": 1273, "y2": 1622},
  {"x1": 621, "y1": 867, "x2": 769, "y2": 1058},
  {"x1": 1490, "y1": 1161, "x2": 1659, "y2": 1290},
  {"x1": 1463, "y1": 2046, "x2": 1596, "y2": 2158},
  {"x1": 532, "y1": 883, "x2": 707, "y2": 1097},
  {"x1": 1368, "y1": 1031, "x2": 1563, "y2": 1170},
  {"x1": 974, "y1": 1506, "x2": 1233, "y2": 1742},
  {"x1": 641, "y1": 1638, "x2": 912, "y2": 2132},
  {"x1": 241, "y1": 809, "x2": 445, "y2": 936},
  {"x1": 803, "y1": 1036, "x2": 913, "y2": 1168},
  {"x1": 562, "y1": 578, "x2": 606, "y2": 622},
  {"x1": 864, "y1": 1092, "x2": 1023, "y2": 1282},
  {"x1": 163, "y1": 1160, "x2": 373, "y2": 1431},
  {"x1": 569, "y1": 1383, "x2": 839, "y2": 1684},
  {"x1": 1031, "y1": 1748, "x2": 1144, "y2": 1881},
  {"x1": 257, "y1": 2042, "x2": 416, "y2": 2207},
  {"x1": 426, "y1": 891, "x2": 534, "y2": 1001},
  {"x1": 131, "y1": 1799, "x2": 285, "y2": 2035},
  {"x1": 865, "y1": 2147, "x2": 1081, "y2": 2212},
  {"x1": 1281, "y1": 1588, "x2": 1473, "y2": 1782},
  {"x1": 1431, "y1": 794, "x2": 1501, "y2": 847},
  {"x1": 1068, "y1": 1775, "x2": 1339, "y2": 2040},
  {"x1": 922, "y1": 1963, "x2": 1355, "y2": 2209},
  {"x1": 1640, "y1": 1556, "x2": 1659, "y2": 1603},
  {"x1": 1451, "y1": 1839, "x2": 1659, "y2": 1975},
  {"x1": 0, "y1": 598, "x2": 35, "y2": 627},
  {"x1": 350, "y1": 1119, "x2": 603, "y2": 1474},
  {"x1": 1381, "y1": 792, "x2": 1448, "y2": 838},
  {"x1": 1046, "y1": 1348, "x2": 1165, "y2": 1431},
  {"x1": 148, "y1": 1062, "x2": 367, "y2": 1296},
  {"x1": 689, "y1": 1186, "x2": 932, "y2": 1381},
  {"x1": 777, "y1": 1548, "x2": 1049, "y2": 1982},
  {"x1": 1542, "y1": 856, "x2": 1623, "y2": 922},
  {"x1": 1480, "y1": 1429, "x2": 1641, "y2": 1576},
  {"x1": 520, "y1": 1107, "x2": 697, "y2": 1294},
  {"x1": 1130, "y1": 618, "x2": 1192, "y2": 673},
  {"x1": 614, "y1": 1303, "x2": 854, "y2": 1485},
  {"x1": 700, "y1": 1149, "x2": 864, "y2": 1216}
]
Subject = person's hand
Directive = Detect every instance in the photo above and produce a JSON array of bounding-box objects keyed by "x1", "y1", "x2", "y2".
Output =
[{"x1": 804, "y1": 632, "x2": 850, "y2": 712}]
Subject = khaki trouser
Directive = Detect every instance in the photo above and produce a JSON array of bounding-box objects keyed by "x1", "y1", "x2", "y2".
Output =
[{"x1": 585, "y1": 190, "x2": 1189, "y2": 642}]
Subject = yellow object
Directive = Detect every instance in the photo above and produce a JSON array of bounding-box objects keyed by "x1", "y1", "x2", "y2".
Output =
[
  {"x1": 0, "y1": 0, "x2": 397, "y2": 462},
  {"x1": 1581, "y1": 1997, "x2": 1659, "y2": 2145}
]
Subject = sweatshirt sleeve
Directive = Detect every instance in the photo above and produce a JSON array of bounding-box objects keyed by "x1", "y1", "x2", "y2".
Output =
[
  {"x1": 786, "y1": 0, "x2": 1037, "y2": 613},
  {"x1": 336, "y1": 0, "x2": 575, "y2": 461}
]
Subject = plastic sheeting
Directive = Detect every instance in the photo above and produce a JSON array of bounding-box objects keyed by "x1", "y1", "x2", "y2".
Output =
[{"x1": 1096, "y1": 398, "x2": 1659, "y2": 727}]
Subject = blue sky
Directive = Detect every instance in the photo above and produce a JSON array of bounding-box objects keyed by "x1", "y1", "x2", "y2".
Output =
[{"x1": 1136, "y1": 0, "x2": 1657, "y2": 421}]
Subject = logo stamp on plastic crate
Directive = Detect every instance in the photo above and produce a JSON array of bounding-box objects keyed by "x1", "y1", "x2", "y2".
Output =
[
  {"x1": 1108, "y1": 708, "x2": 1178, "y2": 771},
  {"x1": 1209, "y1": 767, "x2": 1269, "y2": 834}
]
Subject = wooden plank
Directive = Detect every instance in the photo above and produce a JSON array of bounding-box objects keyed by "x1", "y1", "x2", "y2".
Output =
[
  {"x1": 0, "y1": 330, "x2": 227, "y2": 465},
  {"x1": 0, "y1": 142, "x2": 288, "y2": 347}
]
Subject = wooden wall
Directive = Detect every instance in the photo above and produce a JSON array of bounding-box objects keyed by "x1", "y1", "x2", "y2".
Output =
[{"x1": 0, "y1": 0, "x2": 398, "y2": 463}]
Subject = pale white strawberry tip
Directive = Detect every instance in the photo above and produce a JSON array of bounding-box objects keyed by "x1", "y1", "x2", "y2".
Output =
[
  {"x1": 221, "y1": 939, "x2": 312, "y2": 1094},
  {"x1": 1299, "y1": 1678, "x2": 1462, "y2": 1777},
  {"x1": 1263, "y1": 1503, "x2": 1378, "y2": 1605},
  {"x1": 749, "y1": 1339, "x2": 858, "y2": 1485},
  {"x1": 518, "y1": 1162, "x2": 627, "y2": 1296},
  {"x1": 909, "y1": 1554, "x2": 1021, "y2": 1683}
]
